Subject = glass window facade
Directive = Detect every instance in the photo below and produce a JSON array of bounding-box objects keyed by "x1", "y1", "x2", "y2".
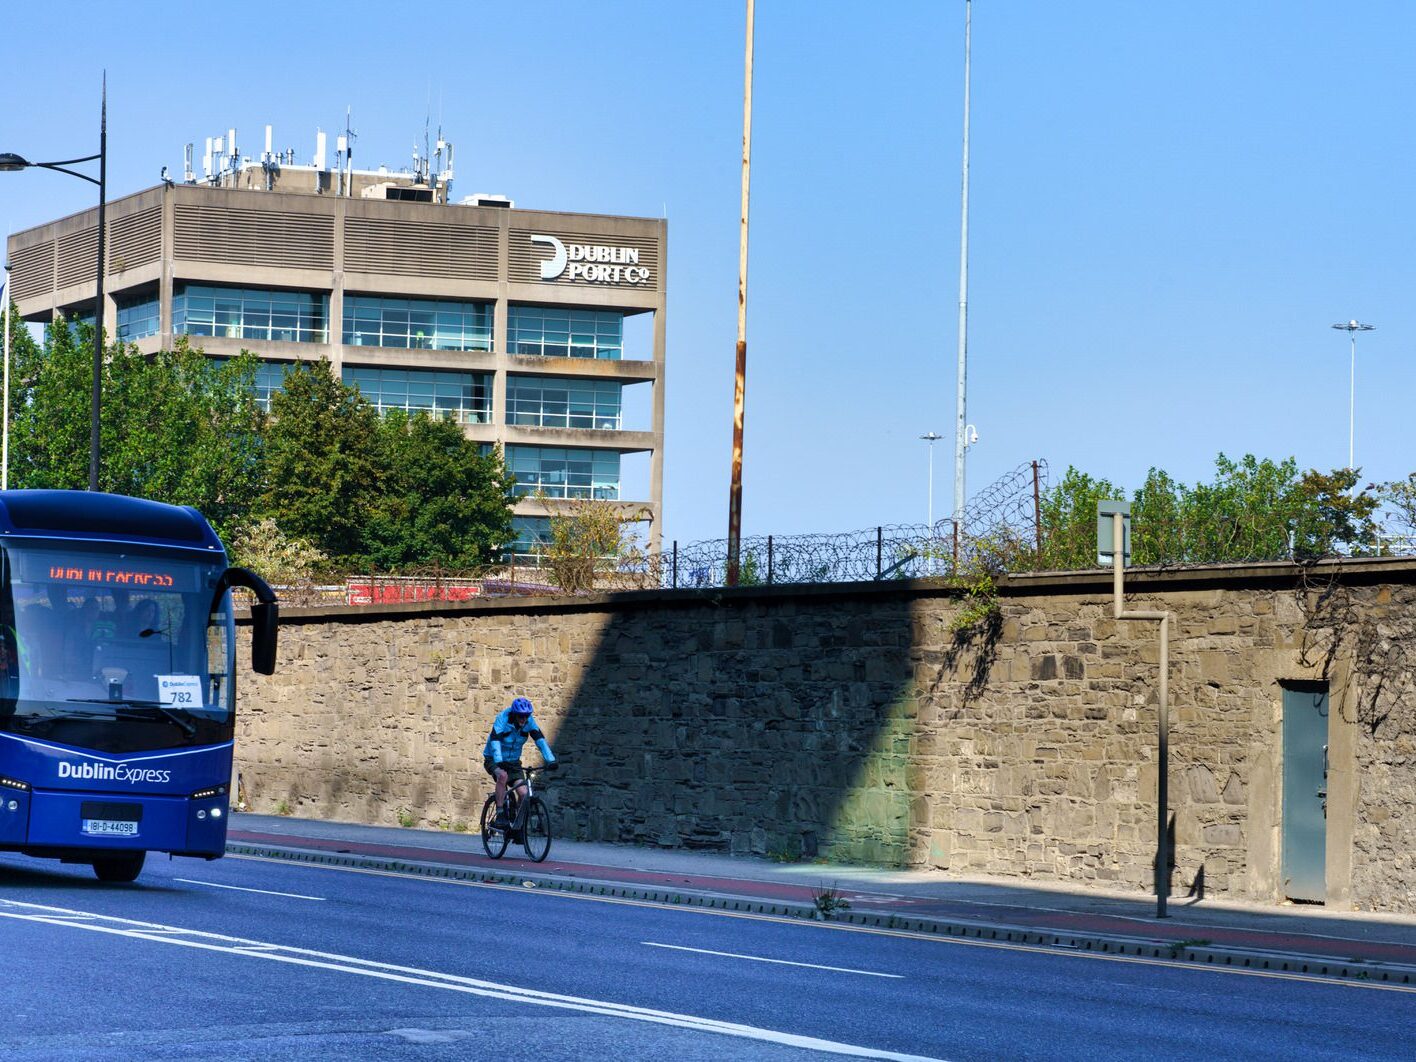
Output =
[
  {"x1": 507, "y1": 376, "x2": 622, "y2": 430},
  {"x1": 115, "y1": 293, "x2": 159, "y2": 342},
  {"x1": 173, "y1": 284, "x2": 328, "y2": 344},
  {"x1": 507, "y1": 306, "x2": 622, "y2": 360},
  {"x1": 343, "y1": 295, "x2": 493, "y2": 351},
  {"x1": 506, "y1": 445, "x2": 619, "y2": 499},
  {"x1": 253, "y1": 361, "x2": 293, "y2": 412},
  {"x1": 507, "y1": 516, "x2": 552, "y2": 565},
  {"x1": 342, "y1": 366, "x2": 491, "y2": 424}
]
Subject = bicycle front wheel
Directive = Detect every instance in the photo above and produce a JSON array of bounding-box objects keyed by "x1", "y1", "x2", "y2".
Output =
[
  {"x1": 522, "y1": 796, "x2": 552, "y2": 862},
  {"x1": 480, "y1": 795, "x2": 509, "y2": 859}
]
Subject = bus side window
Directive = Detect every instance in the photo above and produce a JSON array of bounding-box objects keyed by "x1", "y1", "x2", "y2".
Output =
[{"x1": 206, "y1": 598, "x2": 231, "y2": 706}]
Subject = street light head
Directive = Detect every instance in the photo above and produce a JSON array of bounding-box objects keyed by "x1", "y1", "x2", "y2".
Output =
[{"x1": 0, "y1": 152, "x2": 32, "y2": 172}]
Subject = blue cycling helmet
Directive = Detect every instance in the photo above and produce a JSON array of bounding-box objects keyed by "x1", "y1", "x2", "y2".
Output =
[{"x1": 509, "y1": 696, "x2": 533, "y2": 718}]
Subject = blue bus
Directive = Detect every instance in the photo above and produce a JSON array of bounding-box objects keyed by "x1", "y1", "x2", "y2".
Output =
[{"x1": 0, "y1": 490, "x2": 277, "y2": 883}]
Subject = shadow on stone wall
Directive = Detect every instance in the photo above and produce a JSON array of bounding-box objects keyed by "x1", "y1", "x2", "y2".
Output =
[{"x1": 547, "y1": 591, "x2": 926, "y2": 864}]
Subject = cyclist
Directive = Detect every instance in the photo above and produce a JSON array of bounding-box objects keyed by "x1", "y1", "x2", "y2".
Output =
[{"x1": 483, "y1": 696, "x2": 557, "y2": 829}]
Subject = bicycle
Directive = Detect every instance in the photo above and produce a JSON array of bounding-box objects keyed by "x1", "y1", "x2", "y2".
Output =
[{"x1": 480, "y1": 764, "x2": 554, "y2": 862}]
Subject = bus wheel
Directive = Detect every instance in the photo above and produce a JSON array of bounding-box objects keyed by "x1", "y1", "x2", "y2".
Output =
[{"x1": 92, "y1": 852, "x2": 146, "y2": 883}]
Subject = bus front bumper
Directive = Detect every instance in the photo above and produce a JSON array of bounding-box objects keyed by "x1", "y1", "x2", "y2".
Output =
[{"x1": 2, "y1": 787, "x2": 228, "y2": 856}]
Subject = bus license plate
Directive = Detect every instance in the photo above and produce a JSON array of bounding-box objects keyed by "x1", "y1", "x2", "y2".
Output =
[{"x1": 83, "y1": 819, "x2": 139, "y2": 837}]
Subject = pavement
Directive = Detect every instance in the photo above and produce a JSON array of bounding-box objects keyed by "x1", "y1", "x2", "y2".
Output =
[{"x1": 227, "y1": 812, "x2": 1416, "y2": 986}]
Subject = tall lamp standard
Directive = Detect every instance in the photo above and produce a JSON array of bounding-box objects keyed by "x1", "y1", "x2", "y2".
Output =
[
  {"x1": 0, "y1": 75, "x2": 107, "y2": 492},
  {"x1": 921, "y1": 431, "x2": 943, "y2": 576},
  {"x1": 1, "y1": 258, "x2": 10, "y2": 490},
  {"x1": 953, "y1": 0, "x2": 973, "y2": 523},
  {"x1": 920, "y1": 431, "x2": 943, "y2": 530},
  {"x1": 1330, "y1": 319, "x2": 1373, "y2": 473}
]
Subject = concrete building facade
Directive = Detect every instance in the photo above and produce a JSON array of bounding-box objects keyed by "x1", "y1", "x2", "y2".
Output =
[{"x1": 6, "y1": 178, "x2": 667, "y2": 558}]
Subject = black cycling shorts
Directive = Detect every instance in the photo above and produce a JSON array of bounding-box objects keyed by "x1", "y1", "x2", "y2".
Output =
[{"x1": 484, "y1": 758, "x2": 525, "y2": 784}]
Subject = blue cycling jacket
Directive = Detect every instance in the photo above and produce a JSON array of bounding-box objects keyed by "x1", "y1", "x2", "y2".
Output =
[{"x1": 483, "y1": 708, "x2": 556, "y2": 765}]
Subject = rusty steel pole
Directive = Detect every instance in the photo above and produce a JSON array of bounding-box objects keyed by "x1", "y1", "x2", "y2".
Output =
[
  {"x1": 726, "y1": 0, "x2": 755, "y2": 586},
  {"x1": 1032, "y1": 459, "x2": 1043, "y2": 562}
]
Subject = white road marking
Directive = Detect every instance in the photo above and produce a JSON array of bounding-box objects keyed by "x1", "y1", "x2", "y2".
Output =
[
  {"x1": 644, "y1": 941, "x2": 902, "y2": 979},
  {"x1": 225, "y1": 854, "x2": 1416, "y2": 994},
  {"x1": 175, "y1": 878, "x2": 325, "y2": 901},
  {"x1": 0, "y1": 898, "x2": 942, "y2": 1061}
]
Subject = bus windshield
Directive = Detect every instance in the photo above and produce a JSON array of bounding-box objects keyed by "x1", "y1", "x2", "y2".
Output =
[{"x1": 0, "y1": 542, "x2": 235, "y2": 755}]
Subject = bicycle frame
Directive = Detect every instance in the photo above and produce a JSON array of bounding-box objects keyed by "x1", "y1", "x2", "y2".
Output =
[{"x1": 497, "y1": 766, "x2": 544, "y2": 829}]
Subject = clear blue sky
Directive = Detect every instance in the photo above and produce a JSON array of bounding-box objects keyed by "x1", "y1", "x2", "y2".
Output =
[{"x1": 3, "y1": 2, "x2": 1413, "y2": 544}]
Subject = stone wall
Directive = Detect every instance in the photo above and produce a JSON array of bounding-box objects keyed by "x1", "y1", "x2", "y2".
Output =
[{"x1": 234, "y1": 560, "x2": 1416, "y2": 912}]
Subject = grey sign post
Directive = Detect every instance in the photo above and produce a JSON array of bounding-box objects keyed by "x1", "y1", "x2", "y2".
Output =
[{"x1": 1099, "y1": 500, "x2": 1171, "y2": 919}]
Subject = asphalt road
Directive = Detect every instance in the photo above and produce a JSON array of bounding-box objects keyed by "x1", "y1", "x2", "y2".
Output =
[{"x1": 2, "y1": 848, "x2": 1413, "y2": 1060}]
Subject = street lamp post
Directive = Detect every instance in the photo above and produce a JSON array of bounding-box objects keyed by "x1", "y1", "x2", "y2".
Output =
[
  {"x1": 920, "y1": 431, "x2": 943, "y2": 530},
  {"x1": 1329, "y1": 319, "x2": 1373, "y2": 473},
  {"x1": 953, "y1": 0, "x2": 972, "y2": 522},
  {"x1": 2, "y1": 260, "x2": 10, "y2": 490},
  {"x1": 921, "y1": 431, "x2": 943, "y2": 577},
  {"x1": 0, "y1": 74, "x2": 107, "y2": 492}
]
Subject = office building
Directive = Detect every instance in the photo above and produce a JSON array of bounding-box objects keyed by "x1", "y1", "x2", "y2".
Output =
[{"x1": 5, "y1": 125, "x2": 666, "y2": 560}]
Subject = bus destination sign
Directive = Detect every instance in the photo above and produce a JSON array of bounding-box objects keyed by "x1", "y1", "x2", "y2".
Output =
[{"x1": 48, "y1": 564, "x2": 178, "y2": 589}]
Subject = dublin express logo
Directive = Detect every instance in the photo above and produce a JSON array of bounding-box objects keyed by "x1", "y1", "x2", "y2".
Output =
[{"x1": 58, "y1": 761, "x2": 171, "y2": 785}]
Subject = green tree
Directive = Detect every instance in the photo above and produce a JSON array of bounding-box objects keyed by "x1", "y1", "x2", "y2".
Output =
[
  {"x1": 540, "y1": 496, "x2": 647, "y2": 592},
  {"x1": 1174, "y1": 453, "x2": 1300, "y2": 563},
  {"x1": 7, "y1": 314, "x2": 91, "y2": 490},
  {"x1": 1037, "y1": 466, "x2": 1125, "y2": 570},
  {"x1": 7, "y1": 323, "x2": 266, "y2": 544},
  {"x1": 101, "y1": 341, "x2": 266, "y2": 544},
  {"x1": 1378, "y1": 473, "x2": 1416, "y2": 545},
  {"x1": 1039, "y1": 454, "x2": 1384, "y2": 571},
  {"x1": 229, "y1": 517, "x2": 328, "y2": 584},
  {"x1": 1131, "y1": 467, "x2": 1183, "y2": 564},
  {"x1": 1290, "y1": 467, "x2": 1380, "y2": 560},
  {"x1": 262, "y1": 359, "x2": 383, "y2": 565},
  {"x1": 364, "y1": 411, "x2": 515, "y2": 569}
]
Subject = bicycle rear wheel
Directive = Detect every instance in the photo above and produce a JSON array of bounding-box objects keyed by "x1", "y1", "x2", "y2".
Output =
[
  {"x1": 522, "y1": 796, "x2": 552, "y2": 862},
  {"x1": 480, "y1": 795, "x2": 509, "y2": 859}
]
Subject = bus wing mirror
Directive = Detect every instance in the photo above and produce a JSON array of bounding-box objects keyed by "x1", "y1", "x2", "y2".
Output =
[
  {"x1": 249, "y1": 602, "x2": 278, "y2": 676},
  {"x1": 214, "y1": 567, "x2": 279, "y2": 676}
]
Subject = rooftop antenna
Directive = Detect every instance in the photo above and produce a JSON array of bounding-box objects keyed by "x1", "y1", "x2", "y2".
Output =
[
  {"x1": 343, "y1": 107, "x2": 357, "y2": 197},
  {"x1": 183, "y1": 143, "x2": 195, "y2": 184},
  {"x1": 262, "y1": 124, "x2": 275, "y2": 190},
  {"x1": 422, "y1": 92, "x2": 432, "y2": 186},
  {"x1": 314, "y1": 129, "x2": 328, "y2": 193}
]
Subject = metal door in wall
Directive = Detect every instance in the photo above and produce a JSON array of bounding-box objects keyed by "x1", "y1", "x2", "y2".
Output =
[{"x1": 1281, "y1": 685, "x2": 1328, "y2": 903}]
